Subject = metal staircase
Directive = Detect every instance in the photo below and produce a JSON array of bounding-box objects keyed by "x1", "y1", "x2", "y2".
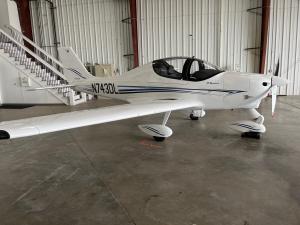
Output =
[{"x1": 0, "y1": 25, "x2": 87, "y2": 105}]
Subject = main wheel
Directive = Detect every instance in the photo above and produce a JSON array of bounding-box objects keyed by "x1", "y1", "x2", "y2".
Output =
[
  {"x1": 153, "y1": 136, "x2": 165, "y2": 142},
  {"x1": 241, "y1": 132, "x2": 261, "y2": 139},
  {"x1": 189, "y1": 113, "x2": 199, "y2": 120}
]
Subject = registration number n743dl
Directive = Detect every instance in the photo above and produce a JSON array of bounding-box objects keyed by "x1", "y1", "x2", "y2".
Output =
[{"x1": 91, "y1": 83, "x2": 118, "y2": 94}]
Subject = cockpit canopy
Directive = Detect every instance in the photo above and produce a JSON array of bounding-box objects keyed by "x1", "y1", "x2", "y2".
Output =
[{"x1": 152, "y1": 57, "x2": 224, "y2": 81}]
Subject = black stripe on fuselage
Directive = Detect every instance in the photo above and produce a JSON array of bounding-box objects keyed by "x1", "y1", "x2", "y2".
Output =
[{"x1": 118, "y1": 86, "x2": 245, "y2": 95}]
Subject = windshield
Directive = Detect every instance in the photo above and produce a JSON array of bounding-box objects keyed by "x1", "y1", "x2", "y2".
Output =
[{"x1": 152, "y1": 57, "x2": 223, "y2": 81}]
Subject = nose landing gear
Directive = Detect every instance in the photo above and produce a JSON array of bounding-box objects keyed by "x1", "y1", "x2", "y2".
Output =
[{"x1": 230, "y1": 109, "x2": 266, "y2": 139}]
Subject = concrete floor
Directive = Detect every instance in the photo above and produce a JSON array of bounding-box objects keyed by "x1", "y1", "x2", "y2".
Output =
[{"x1": 0, "y1": 96, "x2": 299, "y2": 225}]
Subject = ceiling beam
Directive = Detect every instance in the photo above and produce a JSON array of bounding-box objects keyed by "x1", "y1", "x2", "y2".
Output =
[
  {"x1": 16, "y1": 0, "x2": 33, "y2": 40},
  {"x1": 129, "y1": 0, "x2": 139, "y2": 68},
  {"x1": 259, "y1": 0, "x2": 271, "y2": 74}
]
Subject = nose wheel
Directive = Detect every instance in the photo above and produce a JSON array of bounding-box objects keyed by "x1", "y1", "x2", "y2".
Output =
[{"x1": 230, "y1": 109, "x2": 266, "y2": 139}]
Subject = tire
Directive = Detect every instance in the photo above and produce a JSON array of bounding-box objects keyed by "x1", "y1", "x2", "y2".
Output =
[
  {"x1": 153, "y1": 136, "x2": 165, "y2": 142},
  {"x1": 189, "y1": 113, "x2": 199, "y2": 120},
  {"x1": 241, "y1": 132, "x2": 261, "y2": 139}
]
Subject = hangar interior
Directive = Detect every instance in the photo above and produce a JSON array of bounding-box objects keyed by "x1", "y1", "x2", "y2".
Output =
[{"x1": 0, "y1": 0, "x2": 300, "y2": 225}]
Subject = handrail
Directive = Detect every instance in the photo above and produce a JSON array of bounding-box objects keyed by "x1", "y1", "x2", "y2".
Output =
[
  {"x1": 0, "y1": 28, "x2": 68, "y2": 82},
  {"x1": 0, "y1": 51, "x2": 69, "y2": 105},
  {"x1": 5, "y1": 25, "x2": 64, "y2": 69}
]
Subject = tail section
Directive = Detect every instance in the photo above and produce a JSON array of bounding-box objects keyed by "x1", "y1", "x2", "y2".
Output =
[{"x1": 58, "y1": 47, "x2": 94, "y2": 83}]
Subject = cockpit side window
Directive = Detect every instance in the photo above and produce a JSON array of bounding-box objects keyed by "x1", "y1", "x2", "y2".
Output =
[
  {"x1": 153, "y1": 60, "x2": 182, "y2": 80},
  {"x1": 189, "y1": 60, "x2": 223, "y2": 81},
  {"x1": 152, "y1": 57, "x2": 223, "y2": 81}
]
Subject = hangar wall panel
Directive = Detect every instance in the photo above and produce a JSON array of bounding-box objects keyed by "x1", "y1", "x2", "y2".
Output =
[
  {"x1": 220, "y1": 0, "x2": 261, "y2": 73},
  {"x1": 137, "y1": 0, "x2": 262, "y2": 73},
  {"x1": 137, "y1": 0, "x2": 221, "y2": 66},
  {"x1": 266, "y1": 0, "x2": 300, "y2": 95},
  {"x1": 30, "y1": 0, "x2": 133, "y2": 74}
]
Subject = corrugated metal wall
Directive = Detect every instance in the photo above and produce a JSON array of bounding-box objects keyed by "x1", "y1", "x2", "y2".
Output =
[
  {"x1": 266, "y1": 0, "x2": 300, "y2": 95},
  {"x1": 137, "y1": 0, "x2": 221, "y2": 66},
  {"x1": 220, "y1": 0, "x2": 261, "y2": 72},
  {"x1": 137, "y1": 0, "x2": 262, "y2": 73},
  {"x1": 30, "y1": 0, "x2": 58, "y2": 58},
  {"x1": 30, "y1": 0, "x2": 133, "y2": 74}
]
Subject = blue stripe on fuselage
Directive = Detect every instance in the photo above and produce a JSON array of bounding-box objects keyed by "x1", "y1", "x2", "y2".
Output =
[{"x1": 117, "y1": 85, "x2": 245, "y2": 95}]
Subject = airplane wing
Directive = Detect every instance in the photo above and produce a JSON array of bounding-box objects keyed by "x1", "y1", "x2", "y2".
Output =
[{"x1": 0, "y1": 99, "x2": 202, "y2": 139}]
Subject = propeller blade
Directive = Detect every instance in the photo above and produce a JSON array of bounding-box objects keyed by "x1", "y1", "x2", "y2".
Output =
[
  {"x1": 274, "y1": 59, "x2": 280, "y2": 77},
  {"x1": 271, "y1": 85, "x2": 278, "y2": 117}
]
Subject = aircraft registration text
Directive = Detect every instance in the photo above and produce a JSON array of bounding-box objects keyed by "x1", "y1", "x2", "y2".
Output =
[{"x1": 91, "y1": 83, "x2": 118, "y2": 94}]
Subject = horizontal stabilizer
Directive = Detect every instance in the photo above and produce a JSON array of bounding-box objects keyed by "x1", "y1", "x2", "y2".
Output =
[{"x1": 27, "y1": 85, "x2": 75, "y2": 91}]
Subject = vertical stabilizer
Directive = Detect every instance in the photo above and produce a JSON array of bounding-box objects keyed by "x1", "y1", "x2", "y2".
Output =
[{"x1": 58, "y1": 47, "x2": 94, "y2": 82}]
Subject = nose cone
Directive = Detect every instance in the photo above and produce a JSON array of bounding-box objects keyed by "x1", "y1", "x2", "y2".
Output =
[{"x1": 272, "y1": 76, "x2": 288, "y2": 87}]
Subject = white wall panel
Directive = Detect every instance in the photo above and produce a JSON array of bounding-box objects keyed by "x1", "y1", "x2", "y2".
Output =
[
  {"x1": 266, "y1": 0, "x2": 300, "y2": 95},
  {"x1": 0, "y1": 0, "x2": 21, "y2": 32},
  {"x1": 30, "y1": 0, "x2": 132, "y2": 74}
]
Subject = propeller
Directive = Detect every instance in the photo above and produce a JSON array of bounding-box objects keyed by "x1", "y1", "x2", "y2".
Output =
[
  {"x1": 270, "y1": 60, "x2": 287, "y2": 117},
  {"x1": 274, "y1": 59, "x2": 279, "y2": 77},
  {"x1": 271, "y1": 85, "x2": 277, "y2": 117}
]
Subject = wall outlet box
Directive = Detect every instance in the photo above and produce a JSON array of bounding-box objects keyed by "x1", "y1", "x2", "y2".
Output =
[{"x1": 20, "y1": 76, "x2": 31, "y2": 87}]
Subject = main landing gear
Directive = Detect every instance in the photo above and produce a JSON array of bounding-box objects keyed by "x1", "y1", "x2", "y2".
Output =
[
  {"x1": 241, "y1": 132, "x2": 261, "y2": 139},
  {"x1": 190, "y1": 114, "x2": 199, "y2": 120},
  {"x1": 230, "y1": 109, "x2": 266, "y2": 139},
  {"x1": 138, "y1": 111, "x2": 173, "y2": 142},
  {"x1": 189, "y1": 109, "x2": 206, "y2": 120},
  {"x1": 153, "y1": 136, "x2": 166, "y2": 142}
]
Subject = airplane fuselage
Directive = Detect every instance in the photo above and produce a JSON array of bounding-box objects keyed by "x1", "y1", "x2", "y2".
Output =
[{"x1": 72, "y1": 63, "x2": 272, "y2": 110}]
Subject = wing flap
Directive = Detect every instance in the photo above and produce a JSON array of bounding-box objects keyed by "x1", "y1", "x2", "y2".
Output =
[{"x1": 0, "y1": 99, "x2": 202, "y2": 139}]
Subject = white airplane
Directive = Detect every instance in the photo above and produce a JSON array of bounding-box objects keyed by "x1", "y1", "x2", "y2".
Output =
[{"x1": 0, "y1": 47, "x2": 287, "y2": 141}]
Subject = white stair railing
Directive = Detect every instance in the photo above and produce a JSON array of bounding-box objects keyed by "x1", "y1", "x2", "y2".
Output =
[
  {"x1": 0, "y1": 26, "x2": 87, "y2": 105},
  {"x1": 5, "y1": 25, "x2": 64, "y2": 72}
]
